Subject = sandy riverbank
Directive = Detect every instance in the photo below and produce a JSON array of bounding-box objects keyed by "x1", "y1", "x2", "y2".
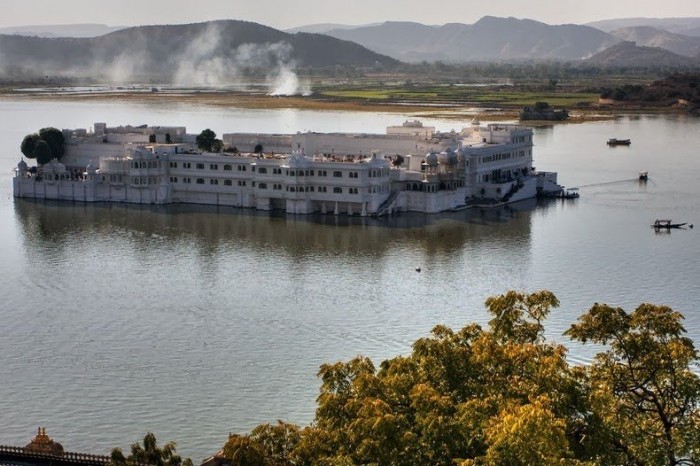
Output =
[
  {"x1": 0, "y1": 88, "x2": 642, "y2": 122},
  {"x1": 0, "y1": 89, "x2": 529, "y2": 121}
]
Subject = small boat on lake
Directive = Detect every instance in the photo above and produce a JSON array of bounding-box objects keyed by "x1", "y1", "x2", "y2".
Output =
[
  {"x1": 541, "y1": 187, "x2": 579, "y2": 199},
  {"x1": 561, "y1": 188, "x2": 580, "y2": 199},
  {"x1": 608, "y1": 138, "x2": 631, "y2": 146},
  {"x1": 652, "y1": 219, "x2": 687, "y2": 229},
  {"x1": 639, "y1": 170, "x2": 648, "y2": 181}
]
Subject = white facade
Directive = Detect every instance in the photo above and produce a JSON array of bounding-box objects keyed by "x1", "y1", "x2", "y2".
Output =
[{"x1": 13, "y1": 121, "x2": 562, "y2": 215}]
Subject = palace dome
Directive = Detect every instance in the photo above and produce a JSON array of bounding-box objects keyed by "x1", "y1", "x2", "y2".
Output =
[
  {"x1": 438, "y1": 148, "x2": 458, "y2": 165},
  {"x1": 366, "y1": 153, "x2": 384, "y2": 166},
  {"x1": 24, "y1": 427, "x2": 64, "y2": 456}
]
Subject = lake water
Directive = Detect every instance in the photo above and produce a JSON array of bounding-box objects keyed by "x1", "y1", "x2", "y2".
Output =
[{"x1": 1, "y1": 100, "x2": 699, "y2": 461}]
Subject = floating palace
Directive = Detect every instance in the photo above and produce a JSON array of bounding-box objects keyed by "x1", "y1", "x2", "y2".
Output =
[{"x1": 13, "y1": 119, "x2": 563, "y2": 215}]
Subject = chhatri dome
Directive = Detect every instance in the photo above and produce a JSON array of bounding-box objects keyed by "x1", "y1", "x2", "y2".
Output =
[{"x1": 24, "y1": 427, "x2": 64, "y2": 456}]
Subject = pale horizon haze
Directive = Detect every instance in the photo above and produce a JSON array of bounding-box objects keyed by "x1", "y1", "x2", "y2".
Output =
[{"x1": 2, "y1": 0, "x2": 700, "y2": 30}]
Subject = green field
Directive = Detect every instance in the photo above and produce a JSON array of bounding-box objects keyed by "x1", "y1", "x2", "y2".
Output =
[{"x1": 317, "y1": 84, "x2": 599, "y2": 108}]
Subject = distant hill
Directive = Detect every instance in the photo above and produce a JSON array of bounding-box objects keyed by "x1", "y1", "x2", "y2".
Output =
[
  {"x1": 587, "y1": 17, "x2": 700, "y2": 36},
  {"x1": 285, "y1": 23, "x2": 380, "y2": 34},
  {"x1": 0, "y1": 23, "x2": 125, "y2": 38},
  {"x1": 0, "y1": 20, "x2": 399, "y2": 82},
  {"x1": 325, "y1": 17, "x2": 620, "y2": 62},
  {"x1": 610, "y1": 26, "x2": 700, "y2": 57},
  {"x1": 584, "y1": 41, "x2": 694, "y2": 67}
]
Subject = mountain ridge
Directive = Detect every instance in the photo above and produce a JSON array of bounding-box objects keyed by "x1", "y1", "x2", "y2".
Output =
[
  {"x1": 324, "y1": 17, "x2": 620, "y2": 62},
  {"x1": 609, "y1": 26, "x2": 700, "y2": 57},
  {"x1": 585, "y1": 40, "x2": 694, "y2": 67},
  {"x1": 0, "y1": 20, "x2": 399, "y2": 82},
  {"x1": 0, "y1": 23, "x2": 126, "y2": 38}
]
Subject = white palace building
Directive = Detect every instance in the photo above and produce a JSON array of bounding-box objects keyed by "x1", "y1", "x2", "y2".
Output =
[{"x1": 13, "y1": 120, "x2": 564, "y2": 216}]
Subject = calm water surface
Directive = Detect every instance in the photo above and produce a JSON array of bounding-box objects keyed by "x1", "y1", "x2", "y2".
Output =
[{"x1": 1, "y1": 101, "x2": 699, "y2": 460}]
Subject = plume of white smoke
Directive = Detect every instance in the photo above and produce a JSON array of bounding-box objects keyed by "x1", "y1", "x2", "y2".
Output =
[
  {"x1": 268, "y1": 63, "x2": 311, "y2": 96},
  {"x1": 104, "y1": 50, "x2": 150, "y2": 83},
  {"x1": 4, "y1": 21, "x2": 313, "y2": 93},
  {"x1": 235, "y1": 41, "x2": 311, "y2": 96},
  {"x1": 173, "y1": 23, "x2": 240, "y2": 86},
  {"x1": 170, "y1": 25, "x2": 310, "y2": 95}
]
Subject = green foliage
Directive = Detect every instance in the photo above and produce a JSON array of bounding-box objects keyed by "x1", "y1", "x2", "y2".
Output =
[
  {"x1": 600, "y1": 73, "x2": 700, "y2": 105},
  {"x1": 20, "y1": 128, "x2": 64, "y2": 163},
  {"x1": 108, "y1": 433, "x2": 192, "y2": 466},
  {"x1": 476, "y1": 396, "x2": 574, "y2": 466},
  {"x1": 566, "y1": 303, "x2": 700, "y2": 466},
  {"x1": 21, "y1": 133, "x2": 40, "y2": 158},
  {"x1": 38, "y1": 127, "x2": 65, "y2": 159},
  {"x1": 32, "y1": 139, "x2": 52, "y2": 165},
  {"x1": 222, "y1": 422, "x2": 308, "y2": 466},
  {"x1": 211, "y1": 139, "x2": 224, "y2": 153},
  {"x1": 196, "y1": 129, "x2": 218, "y2": 152},
  {"x1": 485, "y1": 289, "x2": 559, "y2": 343},
  {"x1": 217, "y1": 291, "x2": 700, "y2": 466},
  {"x1": 223, "y1": 434, "x2": 265, "y2": 466}
]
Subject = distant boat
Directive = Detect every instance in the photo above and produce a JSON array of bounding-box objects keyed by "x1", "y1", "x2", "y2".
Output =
[
  {"x1": 652, "y1": 219, "x2": 687, "y2": 229},
  {"x1": 560, "y1": 188, "x2": 580, "y2": 199},
  {"x1": 608, "y1": 138, "x2": 631, "y2": 146},
  {"x1": 541, "y1": 187, "x2": 579, "y2": 199},
  {"x1": 639, "y1": 170, "x2": 648, "y2": 181}
]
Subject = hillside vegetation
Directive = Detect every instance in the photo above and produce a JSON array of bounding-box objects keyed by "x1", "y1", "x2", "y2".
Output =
[{"x1": 601, "y1": 73, "x2": 700, "y2": 109}]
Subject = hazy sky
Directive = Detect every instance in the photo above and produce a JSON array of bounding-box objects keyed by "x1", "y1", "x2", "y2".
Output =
[{"x1": 3, "y1": 0, "x2": 700, "y2": 30}]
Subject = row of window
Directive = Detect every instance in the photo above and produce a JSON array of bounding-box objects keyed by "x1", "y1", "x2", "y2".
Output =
[
  {"x1": 133, "y1": 176, "x2": 159, "y2": 185},
  {"x1": 132, "y1": 161, "x2": 161, "y2": 169},
  {"x1": 169, "y1": 176, "x2": 248, "y2": 187},
  {"x1": 478, "y1": 171, "x2": 521, "y2": 183},
  {"x1": 480, "y1": 153, "x2": 514, "y2": 164},
  {"x1": 166, "y1": 163, "x2": 387, "y2": 178},
  {"x1": 170, "y1": 162, "x2": 250, "y2": 171},
  {"x1": 287, "y1": 186, "x2": 362, "y2": 194},
  {"x1": 165, "y1": 176, "x2": 383, "y2": 195}
]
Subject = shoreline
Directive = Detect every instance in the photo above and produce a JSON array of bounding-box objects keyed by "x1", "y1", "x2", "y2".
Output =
[{"x1": 0, "y1": 89, "x2": 679, "y2": 123}]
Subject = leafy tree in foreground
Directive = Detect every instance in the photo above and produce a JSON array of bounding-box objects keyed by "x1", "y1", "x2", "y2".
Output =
[
  {"x1": 566, "y1": 303, "x2": 700, "y2": 466},
  {"x1": 222, "y1": 422, "x2": 302, "y2": 466},
  {"x1": 109, "y1": 432, "x2": 193, "y2": 466},
  {"x1": 218, "y1": 291, "x2": 700, "y2": 466},
  {"x1": 222, "y1": 434, "x2": 265, "y2": 466}
]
